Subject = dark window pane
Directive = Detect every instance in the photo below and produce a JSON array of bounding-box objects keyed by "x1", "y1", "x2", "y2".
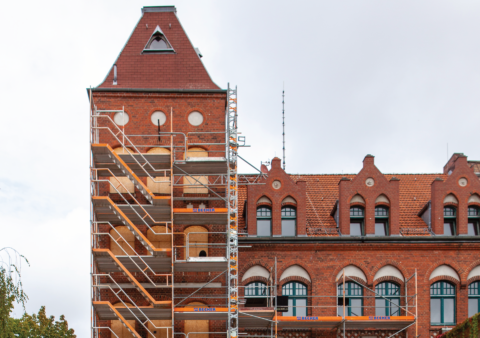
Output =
[
  {"x1": 444, "y1": 298, "x2": 454, "y2": 323},
  {"x1": 431, "y1": 298, "x2": 441, "y2": 323},
  {"x1": 444, "y1": 223, "x2": 454, "y2": 236},
  {"x1": 468, "y1": 207, "x2": 479, "y2": 217},
  {"x1": 282, "y1": 220, "x2": 296, "y2": 236},
  {"x1": 375, "y1": 223, "x2": 386, "y2": 236},
  {"x1": 350, "y1": 207, "x2": 364, "y2": 217},
  {"x1": 257, "y1": 207, "x2": 271, "y2": 218},
  {"x1": 469, "y1": 282, "x2": 480, "y2": 296},
  {"x1": 375, "y1": 298, "x2": 385, "y2": 316},
  {"x1": 257, "y1": 220, "x2": 271, "y2": 236},
  {"x1": 468, "y1": 223, "x2": 478, "y2": 236},
  {"x1": 375, "y1": 207, "x2": 388, "y2": 217},
  {"x1": 150, "y1": 38, "x2": 168, "y2": 49},
  {"x1": 350, "y1": 223, "x2": 362, "y2": 236},
  {"x1": 444, "y1": 207, "x2": 456, "y2": 217},
  {"x1": 281, "y1": 207, "x2": 296, "y2": 217},
  {"x1": 469, "y1": 298, "x2": 478, "y2": 317}
]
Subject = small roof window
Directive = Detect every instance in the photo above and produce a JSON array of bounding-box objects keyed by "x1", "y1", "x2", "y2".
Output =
[{"x1": 143, "y1": 25, "x2": 174, "y2": 53}]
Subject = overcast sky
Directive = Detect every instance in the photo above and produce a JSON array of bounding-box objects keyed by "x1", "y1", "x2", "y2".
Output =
[{"x1": 1, "y1": 0, "x2": 479, "y2": 336}]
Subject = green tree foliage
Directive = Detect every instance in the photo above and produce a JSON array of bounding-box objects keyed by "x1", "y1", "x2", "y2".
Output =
[
  {"x1": 9, "y1": 306, "x2": 76, "y2": 338},
  {"x1": 0, "y1": 267, "x2": 28, "y2": 338},
  {"x1": 0, "y1": 265, "x2": 76, "y2": 338}
]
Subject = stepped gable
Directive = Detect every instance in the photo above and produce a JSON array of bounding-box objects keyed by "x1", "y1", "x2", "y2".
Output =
[
  {"x1": 238, "y1": 173, "x2": 448, "y2": 236},
  {"x1": 98, "y1": 6, "x2": 220, "y2": 90}
]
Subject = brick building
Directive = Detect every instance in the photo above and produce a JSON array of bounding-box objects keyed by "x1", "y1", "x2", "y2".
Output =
[{"x1": 89, "y1": 6, "x2": 480, "y2": 338}]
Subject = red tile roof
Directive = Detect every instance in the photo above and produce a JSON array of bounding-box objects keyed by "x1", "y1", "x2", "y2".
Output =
[
  {"x1": 239, "y1": 173, "x2": 448, "y2": 237},
  {"x1": 468, "y1": 161, "x2": 480, "y2": 173},
  {"x1": 97, "y1": 7, "x2": 220, "y2": 90}
]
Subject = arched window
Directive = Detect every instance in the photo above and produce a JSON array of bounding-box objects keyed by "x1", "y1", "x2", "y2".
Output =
[
  {"x1": 146, "y1": 148, "x2": 171, "y2": 194},
  {"x1": 375, "y1": 282, "x2": 400, "y2": 316},
  {"x1": 282, "y1": 282, "x2": 307, "y2": 316},
  {"x1": 281, "y1": 207, "x2": 296, "y2": 236},
  {"x1": 110, "y1": 147, "x2": 135, "y2": 194},
  {"x1": 350, "y1": 207, "x2": 364, "y2": 236},
  {"x1": 257, "y1": 207, "x2": 272, "y2": 237},
  {"x1": 469, "y1": 281, "x2": 480, "y2": 317},
  {"x1": 245, "y1": 282, "x2": 269, "y2": 307},
  {"x1": 444, "y1": 207, "x2": 457, "y2": 236},
  {"x1": 184, "y1": 148, "x2": 208, "y2": 194},
  {"x1": 430, "y1": 281, "x2": 455, "y2": 325},
  {"x1": 468, "y1": 207, "x2": 480, "y2": 236},
  {"x1": 337, "y1": 282, "x2": 363, "y2": 316},
  {"x1": 374, "y1": 207, "x2": 389, "y2": 236},
  {"x1": 184, "y1": 226, "x2": 208, "y2": 259}
]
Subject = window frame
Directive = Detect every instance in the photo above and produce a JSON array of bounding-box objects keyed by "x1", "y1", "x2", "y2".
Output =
[
  {"x1": 374, "y1": 206, "x2": 389, "y2": 236},
  {"x1": 375, "y1": 282, "x2": 400, "y2": 316},
  {"x1": 468, "y1": 207, "x2": 480, "y2": 236},
  {"x1": 468, "y1": 281, "x2": 480, "y2": 317},
  {"x1": 350, "y1": 207, "x2": 365, "y2": 236},
  {"x1": 245, "y1": 282, "x2": 269, "y2": 298},
  {"x1": 282, "y1": 282, "x2": 308, "y2": 317},
  {"x1": 256, "y1": 207, "x2": 272, "y2": 237},
  {"x1": 338, "y1": 282, "x2": 363, "y2": 316},
  {"x1": 281, "y1": 206, "x2": 297, "y2": 237},
  {"x1": 430, "y1": 281, "x2": 456, "y2": 326},
  {"x1": 443, "y1": 206, "x2": 457, "y2": 236}
]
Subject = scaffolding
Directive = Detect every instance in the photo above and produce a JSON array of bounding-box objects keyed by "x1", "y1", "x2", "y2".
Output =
[{"x1": 89, "y1": 85, "x2": 418, "y2": 338}]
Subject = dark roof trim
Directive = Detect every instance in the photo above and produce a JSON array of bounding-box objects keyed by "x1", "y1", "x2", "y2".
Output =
[
  {"x1": 142, "y1": 6, "x2": 176, "y2": 13},
  {"x1": 87, "y1": 87, "x2": 227, "y2": 98},
  {"x1": 239, "y1": 236, "x2": 480, "y2": 244}
]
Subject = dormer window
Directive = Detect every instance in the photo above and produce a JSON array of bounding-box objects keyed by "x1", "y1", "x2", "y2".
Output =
[
  {"x1": 350, "y1": 207, "x2": 364, "y2": 236},
  {"x1": 143, "y1": 25, "x2": 174, "y2": 53},
  {"x1": 443, "y1": 207, "x2": 457, "y2": 236},
  {"x1": 374, "y1": 207, "x2": 389, "y2": 236}
]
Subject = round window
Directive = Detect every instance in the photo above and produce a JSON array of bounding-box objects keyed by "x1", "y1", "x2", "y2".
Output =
[
  {"x1": 113, "y1": 112, "x2": 129, "y2": 126},
  {"x1": 188, "y1": 111, "x2": 204, "y2": 126},
  {"x1": 151, "y1": 111, "x2": 167, "y2": 126}
]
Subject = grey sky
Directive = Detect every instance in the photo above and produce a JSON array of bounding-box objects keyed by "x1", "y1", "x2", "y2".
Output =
[{"x1": 0, "y1": 0, "x2": 479, "y2": 336}]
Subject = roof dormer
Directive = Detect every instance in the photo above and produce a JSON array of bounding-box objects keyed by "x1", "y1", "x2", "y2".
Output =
[{"x1": 143, "y1": 25, "x2": 175, "y2": 53}]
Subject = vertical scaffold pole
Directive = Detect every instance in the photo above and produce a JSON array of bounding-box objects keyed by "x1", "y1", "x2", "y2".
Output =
[{"x1": 226, "y1": 84, "x2": 239, "y2": 338}]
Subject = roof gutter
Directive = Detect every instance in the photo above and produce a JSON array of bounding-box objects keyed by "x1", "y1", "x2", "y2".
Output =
[{"x1": 239, "y1": 236, "x2": 480, "y2": 244}]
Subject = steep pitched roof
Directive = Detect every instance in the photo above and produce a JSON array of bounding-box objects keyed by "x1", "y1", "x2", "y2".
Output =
[
  {"x1": 98, "y1": 7, "x2": 220, "y2": 90},
  {"x1": 238, "y1": 173, "x2": 447, "y2": 237}
]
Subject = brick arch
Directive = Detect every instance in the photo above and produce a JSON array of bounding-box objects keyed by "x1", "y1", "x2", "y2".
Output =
[
  {"x1": 466, "y1": 275, "x2": 480, "y2": 286},
  {"x1": 424, "y1": 261, "x2": 464, "y2": 283},
  {"x1": 373, "y1": 276, "x2": 405, "y2": 288},
  {"x1": 442, "y1": 191, "x2": 460, "y2": 204},
  {"x1": 239, "y1": 260, "x2": 272, "y2": 279},
  {"x1": 145, "y1": 146, "x2": 171, "y2": 153},
  {"x1": 429, "y1": 275, "x2": 461, "y2": 288},
  {"x1": 332, "y1": 261, "x2": 371, "y2": 284},
  {"x1": 467, "y1": 201, "x2": 480, "y2": 208},
  {"x1": 463, "y1": 259, "x2": 480, "y2": 281},
  {"x1": 241, "y1": 276, "x2": 269, "y2": 287},
  {"x1": 371, "y1": 260, "x2": 408, "y2": 281},
  {"x1": 279, "y1": 276, "x2": 312, "y2": 289},
  {"x1": 348, "y1": 193, "x2": 367, "y2": 205},
  {"x1": 374, "y1": 193, "x2": 391, "y2": 203},
  {"x1": 277, "y1": 263, "x2": 312, "y2": 284}
]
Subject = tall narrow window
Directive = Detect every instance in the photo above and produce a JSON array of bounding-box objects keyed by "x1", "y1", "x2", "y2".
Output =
[
  {"x1": 282, "y1": 282, "x2": 307, "y2": 316},
  {"x1": 281, "y1": 207, "x2": 296, "y2": 236},
  {"x1": 430, "y1": 281, "x2": 456, "y2": 325},
  {"x1": 257, "y1": 207, "x2": 272, "y2": 237},
  {"x1": 350, "y1": 207, "x2": 364, "y2": 236},
  {"x1": 468, "y1": 207, "x2": 480, "y2": 236},
  {"x1": 374, "y1": 207, "x2": 389, "y2": 236},
  {"x1": 469, "y1": 282, "x2": 480, "y2": 317},
  {"x1": 375, "y1": 282, "x2": 400, "y2": 316},
  {"x1": 337, "y1": 282, "x2": 363, "y2": 316},
  {"x1": 444, "y1": 207, "x2": 457, "y2": 236}
]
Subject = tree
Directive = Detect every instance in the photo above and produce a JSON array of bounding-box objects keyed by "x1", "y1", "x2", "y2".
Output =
[{"x1": 0, "y1": 248, "x2": 76, "y2": 337}]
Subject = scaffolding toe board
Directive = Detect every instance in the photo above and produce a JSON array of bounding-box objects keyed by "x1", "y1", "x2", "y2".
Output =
[
  {"x1": 93, "y1": 302, "x2": 172, "y2": 321},
  {"x1": 118, "y1": 204, "x2": 171, "y2": 224},
  {"x1": 174, "y1": 158, "x2": 228, "y2": 175},
  {"x1": 174, "y1": 257, "x2": 228, "y2": 272},
  {"x1": 239, "y1": 308, "x2": 275, "y2": 328},
  {"x1": 276, "y1": 316, "x2": 342, "y2": 329},
  {"x1": 345, "y1": 316, "x2": 415, "y2": 330},
  {"x1": 174, "y1": 307, "x2": 229, "y2": 320},
  {"x1": 173, "y1": 208, "x2": 228, "y2": 225},
  {"x1": 94, "y1": 252, "x2": 172, "y2": 273}
]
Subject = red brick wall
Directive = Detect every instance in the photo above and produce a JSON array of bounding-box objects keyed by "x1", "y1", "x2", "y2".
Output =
[
  {"x1": 239, "y1": 240, "x2": 480, "y2": 338},
  {"x1": 246, "y1": 157, "x2": 306, "y2": 236},
  {"x1": 339, "y1": 155, "x2": 400, "y2": 235},
  {"x1": 431, "y1": 155, "x2": 480, "y2": 235}
]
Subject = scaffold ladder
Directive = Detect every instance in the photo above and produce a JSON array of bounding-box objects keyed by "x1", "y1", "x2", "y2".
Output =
[{"x1": 227, "y1": 84, "x2": 239, "y2": 338}]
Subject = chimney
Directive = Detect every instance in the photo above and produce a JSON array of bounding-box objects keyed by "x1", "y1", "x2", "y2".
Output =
[
  {"x1": 443, "y1": 153, "x2": 467, "y2": 175},
  {"x1": 363, "y1": 154, "x2": 375, "y2": 167}
]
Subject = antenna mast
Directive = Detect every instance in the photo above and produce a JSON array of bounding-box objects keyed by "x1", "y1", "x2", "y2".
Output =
[{"x1": 282, "y1": 85, "x2": 286, "y2": 170}]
